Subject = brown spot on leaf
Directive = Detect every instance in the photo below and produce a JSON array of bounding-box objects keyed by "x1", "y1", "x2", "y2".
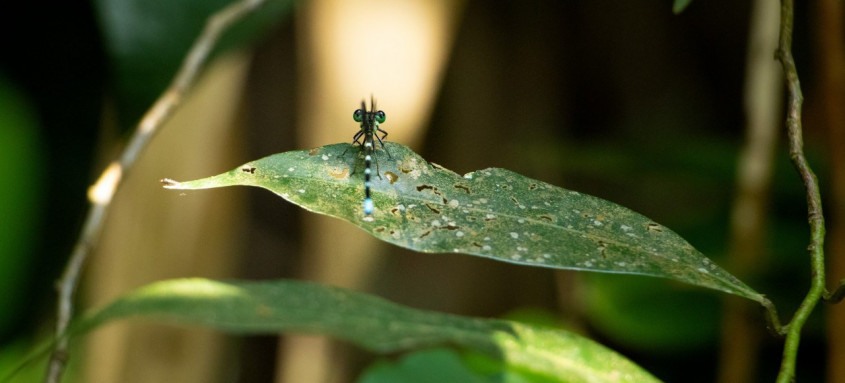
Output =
[
  {"x1": 255, "y1": 304, "x2": 273, "y2": 317},
  {"x1": 329, "y1": 167, "x2": 349, "y2": 179}
]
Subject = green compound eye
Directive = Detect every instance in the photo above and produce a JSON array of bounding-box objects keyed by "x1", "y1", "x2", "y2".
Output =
[
  {"x1": 353, "y1": 109, "x2": 364, "y2": 122},
  {"x1": 375, "y1": 110, "x2": 386, "y2": 124}
]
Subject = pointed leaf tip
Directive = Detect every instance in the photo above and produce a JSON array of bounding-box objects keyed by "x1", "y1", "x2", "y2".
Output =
[{"x1": 160, "y1": 178, "x2": 180, "y2": 188}]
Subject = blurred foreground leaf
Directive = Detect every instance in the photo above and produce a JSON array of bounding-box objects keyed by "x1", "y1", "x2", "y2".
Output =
[
  {"x1": 74, "y1": 278, "x2": 659, "y2": 383},
  {"x1": 360, "y1": 347, "x2": 571, "y2": 383},
  {"x1": 163, "y1": 143, "x2": 764, "y2": 302},
  {"x1": 359, "y1": 349, "x2": 492, "y2": 383}
]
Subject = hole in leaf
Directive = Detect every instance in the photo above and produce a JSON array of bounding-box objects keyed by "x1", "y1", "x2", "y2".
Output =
[
  {"x1": 417, "y1": 185, "x2": 434, "y2": 192},
  {"x1": 424, "y1": 203, "x2": 440, "y2": 214}
]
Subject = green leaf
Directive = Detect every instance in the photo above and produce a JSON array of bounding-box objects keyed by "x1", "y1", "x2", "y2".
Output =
[
  {"x1": 672, "y1": 0, "x2": 693, "y2": 14},
  {"x1": 162, "y1": 143, "x2": 763, "y2": 302},
  {"x1": 74, "y1": 278, "x2": 660, "y2": 383}
]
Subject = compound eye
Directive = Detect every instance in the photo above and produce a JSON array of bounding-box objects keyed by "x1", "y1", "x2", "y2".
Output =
[
  {"x1": 375, "y1": 110, "x2": 386, "y2": 124},
  {"x1": 353, "y1": 109, "x2": 364, "y2": 122}
]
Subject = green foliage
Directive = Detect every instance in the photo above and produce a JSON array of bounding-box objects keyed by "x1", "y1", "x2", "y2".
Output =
[
  {"x1": 93, "y1": 0, "x2": 294, "y2": 129},
  {"x1": 164, "y1": 143, "x2": 763, "y2": 302},
  {"x1": 0, "y1": 77, "x2": 44, "y2": 335},
  {"x1": 73, "y1": 278, "x2": 660, "y2": 383},
  {"x1": 672, "y1": 0, "x2": 693, "y2": 14},
  {"x1": 0, "y1": 338, "x2": 48, "y2": 383},
  {"x1": 584, "y1": 274, "x2": 719, "y2": 351}
]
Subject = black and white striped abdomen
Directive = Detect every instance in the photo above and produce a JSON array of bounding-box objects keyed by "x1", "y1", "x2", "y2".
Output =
[{"x1": 362, "y1": 141, "x2": 374, "y2": 216}]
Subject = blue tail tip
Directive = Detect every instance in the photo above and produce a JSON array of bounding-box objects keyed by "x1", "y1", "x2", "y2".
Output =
[{"x1": 363, "y1": 198, "x2": 374, "y2": 215}]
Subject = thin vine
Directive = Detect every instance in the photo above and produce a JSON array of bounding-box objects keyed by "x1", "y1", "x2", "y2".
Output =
[
  {"x1": 773, "y1": 0, "x2": 829, "y2": 381},
  {"x1": 42, "y1": 1, "x2": 267, "y2": 382}
]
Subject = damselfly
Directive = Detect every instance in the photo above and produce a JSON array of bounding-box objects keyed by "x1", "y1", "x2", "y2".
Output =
[{"x1": 346, "y1": 97, "x2": 390, "y2": 219}]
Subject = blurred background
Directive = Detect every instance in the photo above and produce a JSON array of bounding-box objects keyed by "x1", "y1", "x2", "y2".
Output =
[{"x1": 0, "y1": 0, "x2": 843, "y2": 382}]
